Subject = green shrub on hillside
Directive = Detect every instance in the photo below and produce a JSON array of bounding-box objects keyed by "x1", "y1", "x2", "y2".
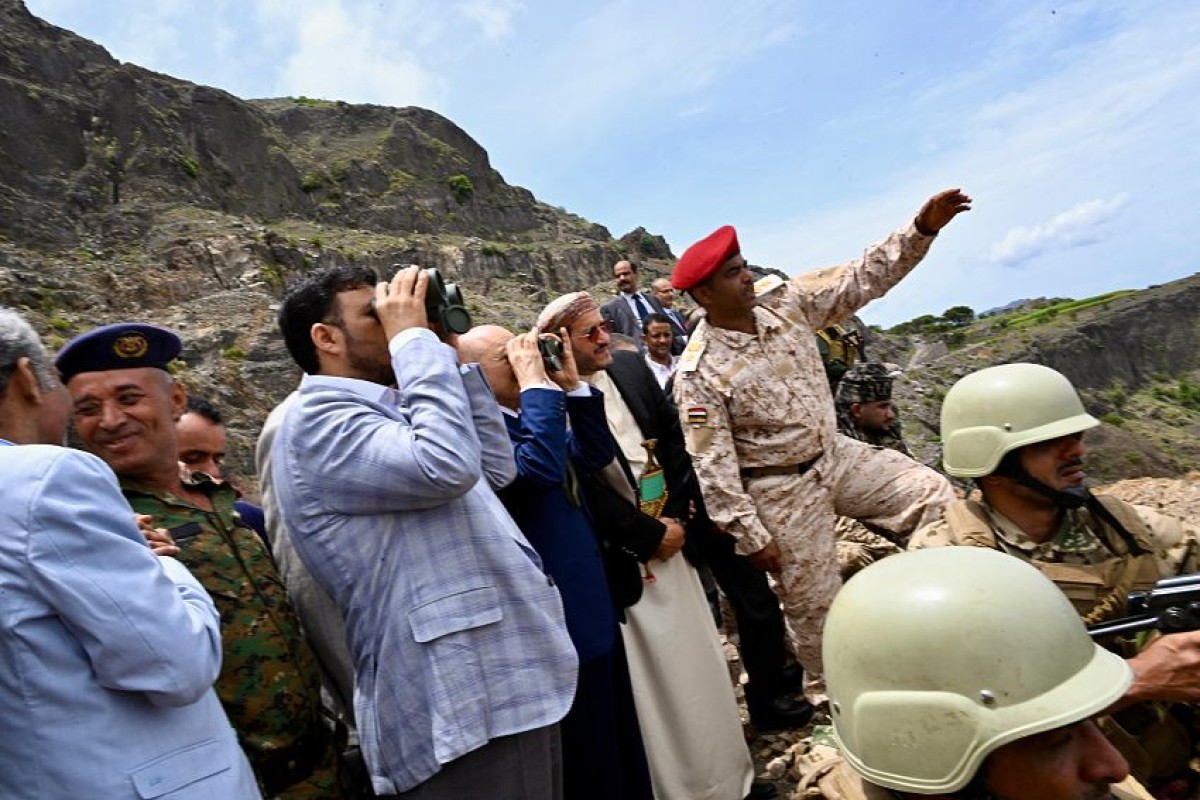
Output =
[{"x1": 447, "y1": 174, "x2": 474, "y2": 204}]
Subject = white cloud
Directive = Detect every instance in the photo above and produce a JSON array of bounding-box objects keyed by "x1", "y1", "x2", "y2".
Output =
[
  {"x1": 456, "y1": 0, "x2": 524, "y2": 41},
  {"x1": 742, "y1": 2, "x2": 1200, "y2": 326},
  {"x1": 270, "y1": 0, "x2": 445, "y2": 108},
  {"x1": 516, "y1": 0, "x2": 799, "y2": 136},
  {"x1": 987, "y1": 194, "x2": 1130, "y2": 268}
]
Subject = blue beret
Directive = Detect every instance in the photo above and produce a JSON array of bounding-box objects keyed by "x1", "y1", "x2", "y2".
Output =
[{"x1": 56, "y1": 323, "x2": 182, "y2": 383}]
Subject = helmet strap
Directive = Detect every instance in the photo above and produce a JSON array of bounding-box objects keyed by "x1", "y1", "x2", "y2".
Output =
[{"x1": 993, "y1": 450, "x2": 1089, "y2": 510}]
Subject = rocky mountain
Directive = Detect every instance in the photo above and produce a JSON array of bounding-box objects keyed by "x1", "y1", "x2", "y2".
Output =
[
  {"x1": 877, "y1": 273, "x2": 1200, "y2": 483},
  {"x1": 0, "y1": 0, "x2": 675, "y2": 480},
  {"x1": 3, "y1": 0, "x2": 1198, "y2": 490}
]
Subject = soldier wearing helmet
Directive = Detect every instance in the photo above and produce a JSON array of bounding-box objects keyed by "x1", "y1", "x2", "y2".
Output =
[
  {"x1": 909, "y1": 362, "x2": 1200, "y2": 794},
  {"x1": 797, "y1": 547, "x2": 1151, "y2": 799}
]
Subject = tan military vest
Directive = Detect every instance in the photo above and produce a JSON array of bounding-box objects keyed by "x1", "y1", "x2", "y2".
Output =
[{"x1": 942, "y1": 496, "x2": 1160, "y2": 624}]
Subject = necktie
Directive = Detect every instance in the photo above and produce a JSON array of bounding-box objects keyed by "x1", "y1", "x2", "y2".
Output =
[{"x1": 633, "y1": 293, "x2": 652, "y2": 320}]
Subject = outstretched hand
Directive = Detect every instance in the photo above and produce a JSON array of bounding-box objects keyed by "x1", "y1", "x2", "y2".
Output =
[{"x1": 915, "y1": 188, "x2": 972, "y2": 236}]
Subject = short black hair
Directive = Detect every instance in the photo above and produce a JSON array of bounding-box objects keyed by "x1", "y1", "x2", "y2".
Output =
[
  {"x1": 278, "y1": 265, "x2": 378, "y2": 374},
  {"x1": 641, "y1": 312, "x2": 671, "y2": 336},
  {"x1": 185, "y1": 396, "x2": 223, "y2": 425}
]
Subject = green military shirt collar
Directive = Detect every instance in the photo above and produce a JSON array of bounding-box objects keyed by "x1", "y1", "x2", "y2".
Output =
[
  {"x1": 982, "y1": 502, "x2": 1108, "y2": 561},
  {"x1": 120, "y1": 468, "x2": 238, "y2": 508}
]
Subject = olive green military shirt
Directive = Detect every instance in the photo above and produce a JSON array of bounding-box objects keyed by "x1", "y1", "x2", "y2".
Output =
[{"x1": 122, "y1": 474, "x2": 326, "y2": 773}]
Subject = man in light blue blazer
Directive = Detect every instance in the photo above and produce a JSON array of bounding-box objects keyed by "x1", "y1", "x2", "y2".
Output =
[
  {"x1": 270, "y1": 266, "x2": 578, "y2": 798},
  {"x1": 0, "y1": 307, "x2": 259, "y2": 799}
]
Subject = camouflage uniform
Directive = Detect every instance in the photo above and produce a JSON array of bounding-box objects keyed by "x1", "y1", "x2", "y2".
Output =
[
  {"x1": 909, "y1": 496, "x2": 1200, "y2": 602},
  {"x1": 123, "y1": 473, "x2": 346, "y2": 799},
  {"x1": 833, "y1": 362, "x2": 911, "y2": 458},
  {"x1": 910, "y1": 496, "x2": 1200, "y2": 790},
  {"x1": 833, "y1": 362, "x2": 909, "y2": 577},
  {"x1": 674, "y1": 222, "x2": 955, "y2": 673}
]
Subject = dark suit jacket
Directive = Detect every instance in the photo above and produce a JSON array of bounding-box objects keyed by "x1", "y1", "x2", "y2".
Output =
[
  {"x1": 660, "y1": 307, "x2": 689, "y2": 355},
  {"x1": 600, "y1": 292, "x2": 665, "y2": 345},
  {"x1": 581, "y1": 351, "x2": 705, "y2": 578},
  {"x1": 498, "y1": 388, "x2": 618, "y2": 662}
]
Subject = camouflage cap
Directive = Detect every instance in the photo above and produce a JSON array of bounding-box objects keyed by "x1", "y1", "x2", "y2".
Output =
[{"x1": 836, "y1": 362, "x2": 899, "y2": 406}]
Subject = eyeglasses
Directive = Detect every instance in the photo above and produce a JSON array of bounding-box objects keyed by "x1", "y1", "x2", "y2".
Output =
[{"x1": 572, "y1": 320, "x2": 612, "y2": 343}]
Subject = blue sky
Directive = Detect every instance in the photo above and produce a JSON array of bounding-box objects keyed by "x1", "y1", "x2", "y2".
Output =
[{"x1": 24, "y1": 0, "x2": 1200, "y2": 326}]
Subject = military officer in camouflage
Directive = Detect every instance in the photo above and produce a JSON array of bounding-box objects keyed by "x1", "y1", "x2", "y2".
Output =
[
  {"x1": 910, "y1": 362, "x2": 1200, "y2": 794},
  {"x1": 671, "y1": 189, "x2": 969, "y2": 673},
  {"x1": 57, "y1": 323, "x2": 349, "y2": 800},
  {"x1": 834, "y1": 362, "x2": 911, "y2": 457}
]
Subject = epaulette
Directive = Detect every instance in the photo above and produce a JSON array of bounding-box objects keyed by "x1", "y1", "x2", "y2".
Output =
[
  {"x1": 753, "y1": 274, "x2": 784, "y2": 296},
  {"x1": 676, "y1": 330, "x2": 706, "y2": 373}
]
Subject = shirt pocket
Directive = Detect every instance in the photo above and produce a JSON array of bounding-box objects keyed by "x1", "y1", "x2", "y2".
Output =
[{"x1": 129, "y1": 738, "x2": 232, "y2": 798}]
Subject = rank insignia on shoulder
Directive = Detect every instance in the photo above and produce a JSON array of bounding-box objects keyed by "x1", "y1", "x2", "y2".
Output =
[
  {"x1": 677, "y1": 335, "x2": 706, "y2": 372},
  {"x1": 753, "y1": 274, "x2": 784, "y2": 296},
  {"x1": 687, "y1": 406, "x2": 709, "y2": 426}
]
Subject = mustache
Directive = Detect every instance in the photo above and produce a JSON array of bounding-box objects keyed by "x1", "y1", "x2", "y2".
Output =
[
  {"x1": 93, "y1": 422, "x2": 140, "y2": 444},
  {"x1": 1057, "y1": 458, "x2": 1084, "y2": 475}
]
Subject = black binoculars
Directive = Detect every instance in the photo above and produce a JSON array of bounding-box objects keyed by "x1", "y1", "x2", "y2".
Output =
[
  {"x1": 371, "y1": 266, "x2": 473, "y2": 334},
  {"x1": 538, "y1": 337, "x2": 563, "y2": 373}
]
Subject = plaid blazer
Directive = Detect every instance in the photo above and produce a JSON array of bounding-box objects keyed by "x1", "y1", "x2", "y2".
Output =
[{"x1": 271, "y1": 330, "x2": 577, "y2": 795}]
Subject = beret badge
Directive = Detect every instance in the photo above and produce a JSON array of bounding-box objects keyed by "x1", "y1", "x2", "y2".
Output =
[{"x1": 113, "y1": 333, "x2": 151, "y2": 359}]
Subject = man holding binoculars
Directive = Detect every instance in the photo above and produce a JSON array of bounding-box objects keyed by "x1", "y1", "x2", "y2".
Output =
[{"x1": 270, "y1": 264, "x2": 578, "y2": 799}]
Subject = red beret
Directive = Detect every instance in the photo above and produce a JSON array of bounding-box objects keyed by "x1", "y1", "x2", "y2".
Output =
[{"x1": 671, "y1": 225, "x2": 740, "y2": 290}]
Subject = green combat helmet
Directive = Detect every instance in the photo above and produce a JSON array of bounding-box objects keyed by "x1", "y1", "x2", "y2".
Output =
[
  {"x1": 824, "y1": 547, "x2": 1132, "y2": 794},
  {"x1": 940, "y1": 362, "x2": 1098, "y2": 478}
]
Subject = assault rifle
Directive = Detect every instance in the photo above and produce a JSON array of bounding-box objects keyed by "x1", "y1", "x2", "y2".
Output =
[{"x1": 1087, "y1": 573, "x2": 1200, "y2": 639}]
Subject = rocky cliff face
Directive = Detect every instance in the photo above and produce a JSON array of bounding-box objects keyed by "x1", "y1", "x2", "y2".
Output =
[
  {"x1": 0, "y1": 0, "x2": 675, "y2": 481},
  {"x1": 888, "y1": 273, "x2": 1200, "y2": 482},
  {"x1": 3, "y1": 0, "x2": 1197, "y2": 487}
]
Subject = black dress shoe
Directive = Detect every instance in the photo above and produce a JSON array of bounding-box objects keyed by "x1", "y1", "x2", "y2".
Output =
[
  {"x1": 744, "y1": 779, "x2": 778, "y2": 799},
  {"x1": 749, "y1": 695, "x2": 815, "y2": 732}
]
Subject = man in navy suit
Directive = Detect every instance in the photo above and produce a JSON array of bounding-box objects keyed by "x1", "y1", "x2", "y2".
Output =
[{"x1": 457, "y1": 325, "x2": 652, "y2": 800}]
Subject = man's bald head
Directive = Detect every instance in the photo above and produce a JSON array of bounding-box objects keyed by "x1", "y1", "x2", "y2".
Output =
[
  {"x1": 651, "y1": 278, "x2": 676, "y2": 309},
  {"x1": 456, "y1": 325, "x2": 519, "y2": 410}
]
